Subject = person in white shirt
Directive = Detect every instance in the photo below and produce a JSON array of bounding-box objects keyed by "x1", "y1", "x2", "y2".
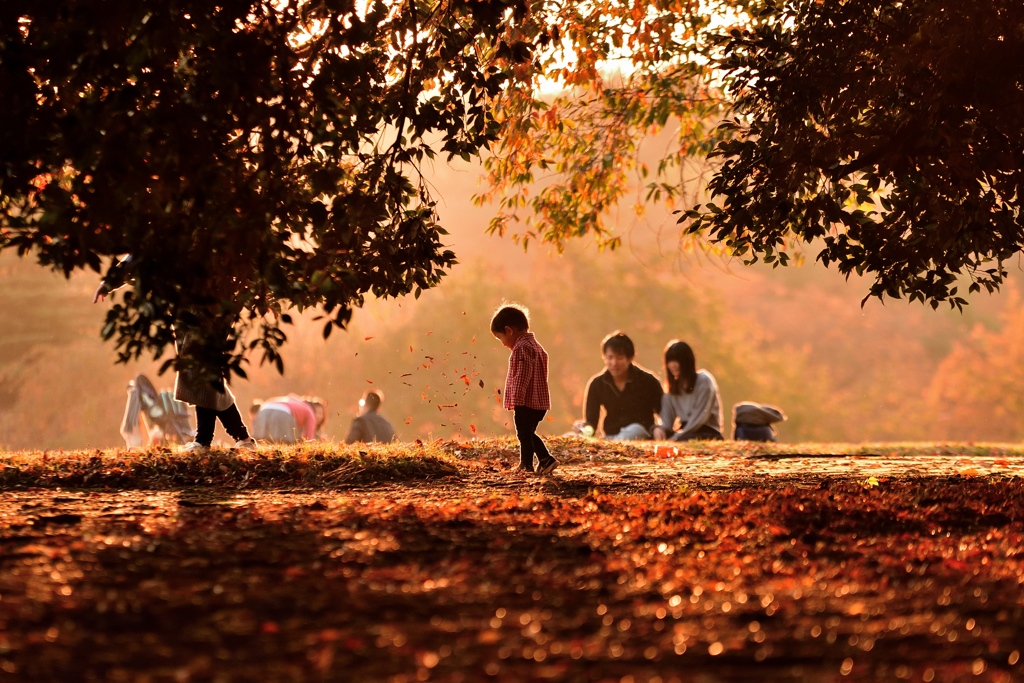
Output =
[{"x1": 652, "y1": 340, "x2": 724, "y2": 442}]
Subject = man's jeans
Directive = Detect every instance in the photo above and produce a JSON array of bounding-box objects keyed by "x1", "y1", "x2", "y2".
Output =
[{"x1": 606, "y1": 422, "x2": 651, "y2": 441}]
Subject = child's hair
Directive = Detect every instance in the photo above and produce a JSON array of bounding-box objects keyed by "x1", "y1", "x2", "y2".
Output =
[
  {"x1": 664, "y1": 340, "x2": 698, "y2": 394},
  {"x1": 248, "y1": 399, "x2": 263, "y2": 418},
  {"x1": 601, "y1": 331, "x2": 635, "y2": 359},
  {"x1": 490, "y1": 303, "x2": 530, "y2": 333},
  {"x1": 361, "y1": 389, "x2": 383, "y2": 411}
]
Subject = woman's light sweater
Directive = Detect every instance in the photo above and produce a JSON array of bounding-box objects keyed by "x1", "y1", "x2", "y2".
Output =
[{"x1": 659, "y1": 369, "x2": 723, "y2": 438}]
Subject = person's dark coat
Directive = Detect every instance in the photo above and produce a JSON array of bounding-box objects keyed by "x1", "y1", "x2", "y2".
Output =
[
  {"x1": 345, "y1": 411, "x2": 395, "y2": 444},
  {"x1": 583, "y1": 364, "x2": 663, "y2": 436}
]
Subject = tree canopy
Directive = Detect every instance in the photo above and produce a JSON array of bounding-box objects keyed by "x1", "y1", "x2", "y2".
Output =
[
  {"x1": 1, "y1": 0, "x2": 529, "y2": 381},
  {"x1": 690, "y1": 0, "x2": 1024, "y2": 308},
  {"x1": 479, "y1": 0, "x2": 1024, "y2": 308},
  {"x1": 5, "y1": 0, "x2": 1024, "y2": 385},
  {"x1": 476, "y1": 0, "x2": 744, "y2": 251}
]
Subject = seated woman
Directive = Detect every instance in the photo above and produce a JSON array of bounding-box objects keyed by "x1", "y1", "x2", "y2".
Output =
[{"x1": 652, "y1": 341, "x2": 724, "y2": 442}]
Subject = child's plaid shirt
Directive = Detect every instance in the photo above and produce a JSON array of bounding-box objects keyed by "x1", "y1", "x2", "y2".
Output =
[{"x1": 503, "y1": 332, "x2": 551, "y2": 410}]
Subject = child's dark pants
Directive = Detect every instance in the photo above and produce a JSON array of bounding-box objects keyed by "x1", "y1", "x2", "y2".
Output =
[
  {"x1": 195, "y1": 404, "x2": 250, "y2": 446},
  {"x1": 513, "y1": 406, "x2": 553, "y2": 470}
]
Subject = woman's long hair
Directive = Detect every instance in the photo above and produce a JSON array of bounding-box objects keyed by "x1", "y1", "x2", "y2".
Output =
[{"x1": 664, "y1": 340, "x2": 698, "y2": 395}]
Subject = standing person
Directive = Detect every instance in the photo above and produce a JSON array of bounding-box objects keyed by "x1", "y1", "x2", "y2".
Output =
[
  {"x1": 172, "y1": 324, "x2": 257, "y2": 454},
  {"x1": 94, "y1": 263, "x2": 255, "y2": 454},
  {"x1": 652, "y1": 341, "x2": 724, "y2": 442},
  {"x1": 491, "y1": 304, "x2": 557, "y2": 475},
  {"x1": 574, "y1": 331, "x2": 663, "y2": 440},
  {"x1": 345, "y1": 390, "x2": 395, "y2": 444}
]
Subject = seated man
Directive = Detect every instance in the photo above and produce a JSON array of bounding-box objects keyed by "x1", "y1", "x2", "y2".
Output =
[
  {"x1": 250, "y1": 394, "x2": 318, "y2": 444},
  {"x1": 574, "y1": 331, "x2": 663, "y2": 440},
  {"x1": 345, "y1": 390, "x2": 396, "y2": 444},
  {"x1": 652, "y1": 340, "x2": 724, "y2": 442}
]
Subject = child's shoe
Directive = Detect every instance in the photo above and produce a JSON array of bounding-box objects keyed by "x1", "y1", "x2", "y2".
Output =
[
  {"x1": 537, "y1": 458, "x2": 559, "y2": 475},
  {"x1": 182, "y1": 441, "x2": 209, "y2": 455},
  {"x1": 234, "y1": 438, "x2": 258, "y2": 451},
  {"x1": 510, "y1": 463, "x2": 534, "y2": 474}
]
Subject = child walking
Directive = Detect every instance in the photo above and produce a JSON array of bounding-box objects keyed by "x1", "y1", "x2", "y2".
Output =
[{"x1": 491, "y1": 304, "x2": 558, "y2": 475}]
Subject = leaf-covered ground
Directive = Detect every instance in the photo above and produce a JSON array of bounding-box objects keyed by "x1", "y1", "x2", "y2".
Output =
[{"x1": 1, "y1": 438, "x2": 1023, "y2": 682}]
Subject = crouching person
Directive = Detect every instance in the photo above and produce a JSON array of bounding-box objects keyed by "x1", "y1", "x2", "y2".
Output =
[{"x1": 251, "y1": 394, "x2": 320, "y2": 444}]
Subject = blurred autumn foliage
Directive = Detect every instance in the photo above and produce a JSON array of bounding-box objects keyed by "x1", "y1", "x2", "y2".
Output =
[
  {"x1": 926, "y1": 291, "x2": 1024, "y2": 442},
  {"x1": 2, "y1": 157, "x2": 1022, "y2": 450}
]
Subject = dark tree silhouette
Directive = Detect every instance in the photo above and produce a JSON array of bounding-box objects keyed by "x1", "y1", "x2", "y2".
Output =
[
  {"x1": 0, "y1": 0, "x2": 529, "y2": 380},
  {"x1": 689, "y1": 0, "x2": 1024, "y2": 307}
]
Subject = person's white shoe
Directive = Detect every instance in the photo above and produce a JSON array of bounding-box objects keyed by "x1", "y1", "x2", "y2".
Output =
[
  {"x1": 182, "y1": 441, "x2": 209, "y2": 455},
  {"x1": 233, "y1": 438, "x2": 258, "y2": 451}
]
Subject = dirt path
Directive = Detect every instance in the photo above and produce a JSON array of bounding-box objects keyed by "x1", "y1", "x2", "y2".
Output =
[{"x1": 1, "y1": 447, "x2": 1023, "y2": 682}]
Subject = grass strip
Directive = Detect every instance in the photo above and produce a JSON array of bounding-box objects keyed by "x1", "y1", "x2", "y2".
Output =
[
  {"x1": 0, "y1": 442, "x2": 459, "y2": 490},
  {"x1": 3, "y1": 437, "x2": 1023, "y2": 491}
]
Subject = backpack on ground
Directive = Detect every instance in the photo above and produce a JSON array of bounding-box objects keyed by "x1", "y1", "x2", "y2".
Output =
[{"x1": 732, "y1": 402, "x2": 787, "y2": 442}]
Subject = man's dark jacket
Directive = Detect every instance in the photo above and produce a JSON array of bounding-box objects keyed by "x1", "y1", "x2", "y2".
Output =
[{"x1": 583, "y1": 364, "x2": 663, "y2": 437}]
